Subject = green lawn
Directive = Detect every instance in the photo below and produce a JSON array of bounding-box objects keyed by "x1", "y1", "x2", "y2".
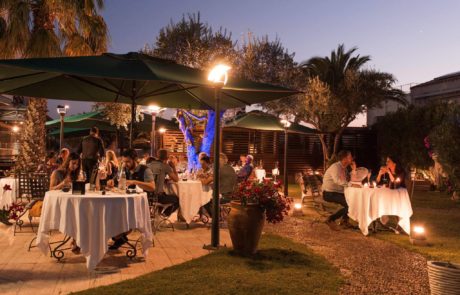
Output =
[
  {"x1": 76, "y1": 234, "x2": 343, "y2": 295},
  {"x1": 374, "y1": 190, "x2": 460, "y2": 263}
]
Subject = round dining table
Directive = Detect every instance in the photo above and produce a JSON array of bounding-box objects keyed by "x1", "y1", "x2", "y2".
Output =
[
  {"x1": 0, "y1": 177, "x2": 18, "y2": 208},
  {"x1": 36, "y1": 190, "x2": 153, "y2": 271},
  {"x1": 167, "y1": 180, "x2": 212, "y2": 224},
  {"x1": 344, "y1": 186, "x2": 413, "y2": 236}
]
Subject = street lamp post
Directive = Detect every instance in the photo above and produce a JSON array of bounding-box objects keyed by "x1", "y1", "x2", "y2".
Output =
[
  {"x1": 280, "y1": 119, "x2": 291, "y2": 197},
  {"x1": 158, "y1": 128, "x2": 166, "y2": 149},
  {"x1": 56, "y1": 105, "x2": 69, "y2": 150},
  {"x1": 205, "y1": 64, "x2": 230, "y2": 250},
  {"x1": 147, "y1": 105, "x2": 165, "y2": 157}
]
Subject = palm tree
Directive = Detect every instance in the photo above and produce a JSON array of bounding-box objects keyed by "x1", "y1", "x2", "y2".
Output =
[
  {"x1": 0, "y1": 0, "x2": 108, "y2": 58},
  {"x1": 299, "y1": 44, "x2": 406, "y2": 168},
  {"x1": 302, "y1": 44, "x2": 371, "y2": 91},
  {"x1": 0, "y1": 0, "x2": 109, "y2": 171}
]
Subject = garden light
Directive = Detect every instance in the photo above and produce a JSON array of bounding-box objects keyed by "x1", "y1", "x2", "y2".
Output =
[
  {"x1": 292, "y1": 202, "x2": 304, "y2": 217},
  {"x1": 208, "y1": 64, "x2": 230, "y2": 85},
  {"x1": 410, "y1": 225, "x2": 427, "y2": 246}
]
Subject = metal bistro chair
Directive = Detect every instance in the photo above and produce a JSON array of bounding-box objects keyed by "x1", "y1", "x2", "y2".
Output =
[
  {"x1": 147, "y1": 165, "x2": 175, "y2": 233},
  {"x1": 15, "y1": 172, "x2": 49, "y2": 236}
]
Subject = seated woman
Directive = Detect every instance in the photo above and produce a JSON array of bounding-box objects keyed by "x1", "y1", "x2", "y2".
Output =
[
  {"x1": 49, "y1": 152, "x2": 81, "y2": 190},
  {"x1": 376, "y1": 155, "x2": 406, "y2": 228},
  {"x1": 197, "y1": 156, "x2": 213, "y2": 188},
  {"x1": 96, "y1": 150, "x2": 119, "y2": 190},
  {"x1": 197, "y1": 156, "x2": 213, "y2": 216},
  {"x1": 49, "y1": 152, "x2": 82, "y2": 254},
  {"x1": 376, "y1": 155, "x2": 406, "y2": 188}
]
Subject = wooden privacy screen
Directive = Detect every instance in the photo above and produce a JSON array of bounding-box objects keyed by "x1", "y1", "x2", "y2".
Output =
[{"x1": 161, "y1": 126, "x2": 377, "y2": 181}]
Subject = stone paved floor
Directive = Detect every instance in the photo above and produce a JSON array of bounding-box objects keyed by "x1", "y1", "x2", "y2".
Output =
[{"x1": 0, "y1": 221, "x2": 231, "y2": 295}]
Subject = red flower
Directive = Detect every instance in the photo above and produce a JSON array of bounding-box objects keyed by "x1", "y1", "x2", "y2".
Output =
[{"x1": 232, "y1": 180, "x2": 290, "y2": 224}]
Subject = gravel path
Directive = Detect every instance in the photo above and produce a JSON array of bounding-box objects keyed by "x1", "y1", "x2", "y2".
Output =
[{"x1": 264, "y1": 216, "x2": 430, "y2": 295}]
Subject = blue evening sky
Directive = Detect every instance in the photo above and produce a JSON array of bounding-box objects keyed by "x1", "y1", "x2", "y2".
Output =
[{"x1": 48, "y1": 0, "x2": 460, "y2": 124}]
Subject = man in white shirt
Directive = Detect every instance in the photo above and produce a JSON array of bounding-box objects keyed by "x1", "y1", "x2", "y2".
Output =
[{"x1": 322, "y1": 150, "x2": 356, "y2": 231}]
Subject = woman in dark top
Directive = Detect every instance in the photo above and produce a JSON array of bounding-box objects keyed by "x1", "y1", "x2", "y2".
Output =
[
  {"x1": 376, "y1": 155, "x2": 407, "y2": 229},
  {"x1": 49, "y1": 152, "x2": 81, "y2": 190},
  {"x1": 48, "y1": 152, "x2": 82, "y2": 254},
  {"x1": 376, "y1": 155, "x2": 406, "y2": 188}
]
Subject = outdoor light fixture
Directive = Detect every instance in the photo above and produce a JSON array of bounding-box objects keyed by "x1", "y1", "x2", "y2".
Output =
[
  {"x1": 56, "y1": 104, "x2": 69, "y2": 115},
  {"x1": 280, "y1": 119, "x2": 291, "y2": 128},
  {"x1": 208, "y1": 64, "x2": 231, "y2": 85},
  {"x1": 12, "y1": 126, "x2": 19, "y2": 133},
  {"x1": 410, "y1": 225, "x2": 427, "y2": 246},
  {"x1": 158, "y1": 127, "x2": 166, "y2": 134},
  {"x1": 280, "y1": 118, "x2": 291, "y2": 197},
  {"x1": 292, "y1": 202, "x2": 304, "y2": 217},
  {"x1": 144, "y1": 105, "x2": 166, "y2": 157},
  {"x1": 147, "y1": 104, "x2": 165, "y2": 115},
  {"x1": 57, "y1": 105, "x2": 69, "y2": 150},
  {"x1": 205, "y1": 63, "x2": 231, "y2": 250}
]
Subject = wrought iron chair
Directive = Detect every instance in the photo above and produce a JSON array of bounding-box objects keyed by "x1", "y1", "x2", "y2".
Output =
[
  {"x1": 15, "y1": 172, "x2": 49, "y2": 236},
  {"x1": 147, "y1": 165, "x2": 175, "y2": 233}
]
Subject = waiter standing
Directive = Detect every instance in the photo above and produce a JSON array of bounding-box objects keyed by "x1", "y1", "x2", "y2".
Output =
[{"x1": 77, "y1": 127, "x2": 105, "y2": 183}]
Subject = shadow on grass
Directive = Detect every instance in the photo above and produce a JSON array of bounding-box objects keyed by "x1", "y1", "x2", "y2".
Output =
[{"x1": 228, "y1": 248, "x2": 314, "y2": 271}]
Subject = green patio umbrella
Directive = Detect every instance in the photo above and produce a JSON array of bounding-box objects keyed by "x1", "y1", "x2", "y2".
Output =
[
  {"x1": 0, "y1": 52, "x2": 299, "y2": 249},
  {"x1": 0, "y1": 52, "x2": 297, "y2": 127},
  {"x1": 46, "y1": 110, "x2": 177, "y2": 134},
  {"x1": 224, "y1": 110, "x2": 317, "y2": 134}
]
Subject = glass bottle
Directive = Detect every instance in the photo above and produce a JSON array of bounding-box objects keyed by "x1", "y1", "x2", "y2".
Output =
[{"x1": 118, "y1": 165, "x2": 126, "y2": 191}]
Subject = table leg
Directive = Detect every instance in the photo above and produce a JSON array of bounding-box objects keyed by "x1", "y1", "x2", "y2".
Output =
[{"x1": 51, "y1": 235, "x2": 72, "y2": 261}]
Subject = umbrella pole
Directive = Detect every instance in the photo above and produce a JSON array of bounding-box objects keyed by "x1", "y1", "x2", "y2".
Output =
[
  {"x1": 204, "y1": 87, "x2": 222, "y2": 250},
  {"x1": 283, "y1": 128, "x2": 289, "y2": 197},
  {"x1": 129, "y1": 98, "x2": 135, "y2": 148}
]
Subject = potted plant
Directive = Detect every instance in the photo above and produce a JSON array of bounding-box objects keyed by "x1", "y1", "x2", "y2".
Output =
[{"x1": 228, "y1": 179, "x2": 290, "y2": 255}]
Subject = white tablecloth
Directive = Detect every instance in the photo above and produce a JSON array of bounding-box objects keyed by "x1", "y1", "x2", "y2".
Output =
[
  {"x1": 36, "y1": 191, "x2": 153, "y2": 270},
  {"x1": 0, "y1": 177, "x2": 18, "y2": 208},
  {"x1": 254, "y1": 169, "x2": 266, "y2": 181},
  {"x1": 345, "y1": 187, "x2": 413, "y2": 236},
  {"x1": 167, "y1": 181, "x2": 212, "y2": 224}
]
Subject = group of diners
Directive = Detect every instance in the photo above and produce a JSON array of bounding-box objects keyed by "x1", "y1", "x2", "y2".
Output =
[{"x1": 42, "y1": 126, "x2": 246, "y2": 252}]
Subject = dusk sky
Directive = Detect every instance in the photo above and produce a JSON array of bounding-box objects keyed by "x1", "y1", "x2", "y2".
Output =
[{"x1": 48, "y1": 0, "x2": 460, "y2": 121}]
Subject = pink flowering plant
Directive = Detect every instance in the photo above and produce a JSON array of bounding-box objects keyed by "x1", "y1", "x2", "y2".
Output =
[{"x1": 233, "y1": 179, "x2": 290, "y2": 223}]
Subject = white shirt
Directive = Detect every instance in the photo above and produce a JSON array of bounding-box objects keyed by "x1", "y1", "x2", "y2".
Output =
[{"x1": 322, "y1": 161, "x2": 349, "y2": 193}]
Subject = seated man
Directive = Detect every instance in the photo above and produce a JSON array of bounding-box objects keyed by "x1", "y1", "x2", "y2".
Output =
[
  {"x1": 146, "y1": 149, "x2": 180, "y2": 216},
  {"x1": 219, "y1": 153, "x2": 237, "y2": 203},
  {"x1": 322, "y1": 150, "x2": 356, "y2": 231},
  {"x1": 237, "y1": 154, "x2": 254, "y2": 182},
  {"x1": 200, "y1": 153, "x2": 237, "y2": 215},
  {"x1": 110, "y1": 149, "x2": 155, "y2": 250}
]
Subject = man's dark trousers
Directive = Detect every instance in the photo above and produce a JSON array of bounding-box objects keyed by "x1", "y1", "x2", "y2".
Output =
[{"x1": 323, "y1": 191, "x2": 349, "y2": 222}]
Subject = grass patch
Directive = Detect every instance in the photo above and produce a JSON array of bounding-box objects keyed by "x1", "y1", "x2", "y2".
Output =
[
  {"x1": 374, "y1": 190, "x2": 460, "y2": 263},
  {"x1": 76, "y1": 234, "x2": 343, "y2": 295}
]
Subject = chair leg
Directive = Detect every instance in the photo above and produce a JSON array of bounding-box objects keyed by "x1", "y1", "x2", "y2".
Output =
[{"x1": 28, "y1": 236, "x2": 37, "y2": 252}]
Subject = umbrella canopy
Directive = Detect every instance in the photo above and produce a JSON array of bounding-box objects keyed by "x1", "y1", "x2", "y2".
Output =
[
  {"x1": 46, "y1": 110, "x2": 177, "y2": 132},
  {"x1": 225, "y1": 111, "x2": 317, "y2": 134},
  {"x1": 0, "y1": 52, "x2": 298, "y2": 110}
]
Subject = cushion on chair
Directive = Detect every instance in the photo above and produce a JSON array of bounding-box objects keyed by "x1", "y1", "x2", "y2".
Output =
[{"x1": 29, "y1": 200, "x2": 43, "y2": 217}]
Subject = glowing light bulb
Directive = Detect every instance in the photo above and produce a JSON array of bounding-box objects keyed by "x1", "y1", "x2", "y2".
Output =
[{"x1": 208, "y1": 64, "x2": 231, "y2": 85}]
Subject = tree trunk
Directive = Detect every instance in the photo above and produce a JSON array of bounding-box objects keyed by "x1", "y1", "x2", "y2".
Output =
[
  {"x1": 318, "y1": 134, "x2": 330, "y2": 171},
  {"x1": 15, "y1": 98, "x2": 47, "y2": 172},
  {"x1": 332, "y1": 129, "x2": 345, "y2": 158}
]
